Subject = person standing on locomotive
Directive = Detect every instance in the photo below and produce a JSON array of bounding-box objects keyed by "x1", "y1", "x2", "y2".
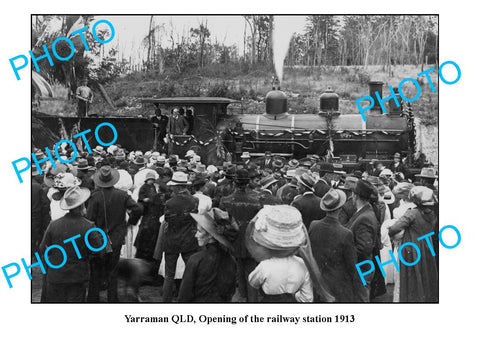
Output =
[
  {"x1": 167, "y1": 108, "x2": 189, "y2": 135},
  {"x1": 75, "y1": 78, "x2": 94, "y2": 117}
]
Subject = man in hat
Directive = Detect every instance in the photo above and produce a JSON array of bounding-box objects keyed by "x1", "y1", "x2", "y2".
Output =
[
  {"x1": 339, "y1": 176, "x2": 359, "y2": 225},
  {"x1": 240, "y1": 152, "x2": 251, "y2": 166},
  {"x1": 309, "y1": 189, "x2": 359, "y2": 302},
  {"x1": 260, "y1": 151, "x2": 273, "y2": 170},
  {"x1": 318, "y1": 162, "x2": 335, "y2": 186},
  {"x1": 75, "y1": 78, "x2": 94, "y2": 117},
  {"x1": 219, "y1": 168, "x2": 263, "y2": 302},
  {"x1": 191, "y1": 172, "x2": 212, "y2": 214},
  {"x1": 40, "y1": 186, "x2": 105, "y2": 302},
  {"x1": 346, "y1": 179, "x2": 379, "y2": 302},
  {"x1": 76, "y1": 158, "x2": 95, "y2": 192},
  {"x1": 161, "y1": 171, "x2": 199, "y2": 302},
  {"x1": 291, "y1": 173, "x2": 324, "y2": 230},
  {"x1": 276, "y1": 170, "x2": 299, "y2": 205},
  {"x1": 389, "y1": 152, "x2": 406, "y2": 175},
  {"x1": 213, "y1": 165, "x2": 236, "y2": 207},
  {"x1": 167, "y1": 108, "x2": 189, "y2": 135},
  {"x1": 256, "y1": 174, "x2": 282, "y2": 205},
  {"x1": 87, "y1": 166, "x2": 143, "y2": 302},
  {"x1": 32, "y1": 169, "x2": 51, "y2": 252}
]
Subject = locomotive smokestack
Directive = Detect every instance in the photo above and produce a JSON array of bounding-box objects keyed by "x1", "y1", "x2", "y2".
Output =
[{"x1": 265, "y1": 76, "x2": 288, "y2": 120}]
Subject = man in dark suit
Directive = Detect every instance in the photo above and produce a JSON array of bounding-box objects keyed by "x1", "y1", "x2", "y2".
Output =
[
  {"x1": 32, "y1": 166, "x2": 51, "y2": 252},
  {"x1": 346, "y1": 179, "x2": 379, "y2": 302},
  {"x1": 86, "y1": 166, "x2": 142, "y2": 302},
  {"x1": 389, "y1": 152, "x2": 406, "y2": 174},
  {"x1": 220, "y1": 169, "x2": 263, "y2": 302},
  {"x1": 162, "y1": 171, "x2": 199, "y2": 302},
  {"x1": 40, "y1": 186, "x2": 105, "y2": 302},
  {"x1": 309, "y1": 189, "x2": 359, "y2": 302},
  {"x1": 291, "y1": 173, "x2": 325, "y2": 230},
  {"x1": 260, "y1": 151, "x2": 273, "y2": 170}
]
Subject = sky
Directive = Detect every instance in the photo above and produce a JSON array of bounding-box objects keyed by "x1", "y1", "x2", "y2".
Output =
[{"x1": 96, "y1": 15, "x2": 308, "y2": 65}]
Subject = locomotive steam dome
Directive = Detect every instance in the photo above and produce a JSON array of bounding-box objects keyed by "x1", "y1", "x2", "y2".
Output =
[
  {"x1": 265, "y1": 87, "x2": 288, "y2": 119},
  {"x1": 319, "y1": 87, "x2": 339, "y2": 112}
]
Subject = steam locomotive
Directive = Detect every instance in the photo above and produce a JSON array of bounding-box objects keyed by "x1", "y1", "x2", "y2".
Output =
[{"x1": 33, "y1": 80, "x2": 416, "y2": 169}]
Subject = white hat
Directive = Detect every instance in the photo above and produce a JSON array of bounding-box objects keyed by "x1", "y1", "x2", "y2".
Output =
[
  {"x1": 240, "y1": 152, "x2": 250, "y2": 159},
  {"x1": 206, "y1": 165, "x2": 218, "y2": 174},
  {"x1": 185, "y1": 150, "x2": 196, "y2": 158},
  {"x1": 114, "y1": 169, "x2": 133, "y2": 192},
  {"x1": 252, "y1": 205, "x2": 306, "y2": 250},
  {"x1": 107, "y1": 145, "x2": 118, "y2": 155},
  {"x1": 60, "y1": 186, "x2": 90, "y2": 210},
  {"x1": 380, "y1": 168, "x2": 394, "y2": 177},
  {"x1": 167, "y1": 171, "x2": 192, "y2": 186}
]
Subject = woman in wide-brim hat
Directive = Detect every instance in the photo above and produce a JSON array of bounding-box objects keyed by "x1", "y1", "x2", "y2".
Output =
[
  {"x1": 176, "y1": 209, "x2": 238, "y2": 302},
  {"x1": 388, "y1": 186, "x2": 438, "y2": 302},
  {"x1": 245, "y1": 205, "x2": 334, "y2": 303}
]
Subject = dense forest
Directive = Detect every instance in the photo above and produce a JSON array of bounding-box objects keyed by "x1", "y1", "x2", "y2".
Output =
[{"x1": 32, "y1": 15, "x2": 438, "y2": 85}]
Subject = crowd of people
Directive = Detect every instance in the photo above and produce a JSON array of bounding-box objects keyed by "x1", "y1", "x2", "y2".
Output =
[{"x1": 31, "y1": 144, "x2": 439, "y2": 303}]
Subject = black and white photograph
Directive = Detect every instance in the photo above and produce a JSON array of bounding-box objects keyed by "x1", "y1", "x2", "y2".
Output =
[{"x1": 30, "y1": 14, "x2": 440, "y2": 303}]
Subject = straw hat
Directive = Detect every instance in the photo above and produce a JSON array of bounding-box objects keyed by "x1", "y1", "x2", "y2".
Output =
[
  {"x1": 240, "y1": 152, "x2": 250, "y2": 159},
  {"x1": 60, "y1": 186, "x2": 90, "y2": 210},
  {"x1": 193, "y1": 163, "x2": 207, "y2": 173},
  {"x1": 415, "y1": 167, "x2": 438, "y2": 179},
  {"x1": 167, "y1": 171, "x2": 191, "y2": 186},
  {"x1": 185, "y1": 149, "x2": 196, "y2": 158},
  {"x1": 409, "y1": 186, "x2": 436, "y2": 206},
  {"x1": 144, "y1": 171, "x2": 156, "y2": 182},
  {"x1": 93, "y1": 146, "x2": 104, "y2": 155},
  {"x1": 252, "y1": 205, "x2": 306, "y2": 250},
  {"x1": 114, "y1": 169, "x2": 133, "y2": 192},
  {"x1": 93, "y1": 166, "x2": 120, "y2": 188},
  {"x1": 206, "y1": 165, "x2": 218, "y2": 174},
  {"x1": 53, "y1": 172, "x2": 81, "y2": 189},
  {"x1": 297, "y1": 173, "x2": 316, "y2": 191}
]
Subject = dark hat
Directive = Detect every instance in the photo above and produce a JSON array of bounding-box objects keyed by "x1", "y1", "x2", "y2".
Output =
[
  {"x1": 272, "y1": 159, "x2": 284, "y2": 170},
  {"x1": 225, "y1": 165, "x2": 236, "y2": 179},
  {"x1": 297, "y1": 173, "x2": 315, "y2": 190},
  {"x1": 191, "y1": 172, "x2": 207, "y2": 187},
  {"x1": 168, "y1": 155, "x2": 178, "y2": 164},
  {"x1": 313, "y1": 178, "x2": 330, "y2": 198},
  {"x1": 320, "y1": 189, "x2": 347, "y2": 212},
  {"x1": 352, "y1": 170, "x2": 363, "y2": 179},
  {"x1": 318, "y1": 162, "x2": 335, "y2": 173},
  {"x1": 77, "y1": 158, "x2": 93, "y2": 171},
  {"x1": 93, "y1": 166, "x2": 120, "y2": 188},
  {"x1": 354, "y1": 179, "x2": 376, "y2": 200},
  {"x1": 134, "y1": 156, "x2": 147, "y2": 166},
  {"x1": 118, "y1": 161, "x2": 129, "y2": 170},
  {"x1": 235, "y1": 168, "x2": 250, "y2": 184}
]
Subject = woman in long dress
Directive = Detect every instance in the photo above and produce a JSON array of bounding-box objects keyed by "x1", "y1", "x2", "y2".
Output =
[{"x1": 388, "y1": 186, "x2": 438, "y2": 302}]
